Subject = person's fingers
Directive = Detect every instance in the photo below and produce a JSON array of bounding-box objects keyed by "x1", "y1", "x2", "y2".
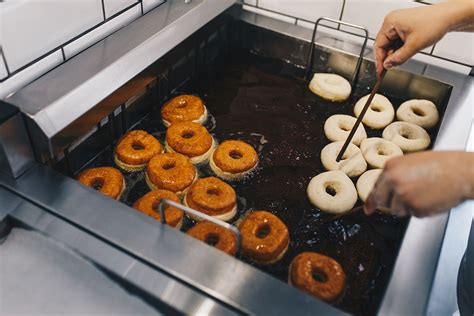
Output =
[
  {"x1": 383, "y1": 37, "x2": 420, "y2": 69},
  {"x1": 365, "y1": 172, "x2": 393, "y2": 215},
  {"x1": 389, "y1": 194, "x2": 410, "y2": 217},
  {"x1": 374, "y1": 27, "x2": 401, "y2": 76}
]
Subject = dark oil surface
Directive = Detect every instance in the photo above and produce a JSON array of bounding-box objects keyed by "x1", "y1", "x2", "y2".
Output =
[{"x1": 80, "y1": 52, "x2": 448, "y2": 315}]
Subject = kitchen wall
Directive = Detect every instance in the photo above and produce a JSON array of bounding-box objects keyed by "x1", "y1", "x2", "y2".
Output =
[
  {"x1": 0, "y1": 0, "x2": 166, "y2": 99},
  {"x1": 1, "y1": 0, "x2": 473, "y2": 100},
  {"x1": 243, "y1": 0, "x2": 474, "y2": 74}
]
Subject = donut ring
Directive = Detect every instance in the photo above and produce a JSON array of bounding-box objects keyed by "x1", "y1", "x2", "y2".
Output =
[
  {"x1": 133, "y1": 189, "x2": 184, "y2": 228},
  {"x1": 396, "y1": 99, "x2": 439, "y2": 129},
  {"x1": 382, "y1": 122, "x2": 431, "y2": 152},
  {"x1": 210, "y1": 140, "x2": 259, "y2": 180},
  {"x1": 146, "y1": 153, "x2": 197, "y2": 196},
  {"x1": 309, "y1": 73, "x2": 352, "y2": 102},
  {"x1": 165, "y1": 122, "x2": 215, "y2": 164},
  {"x1": 184, "y1": 177, "x2": 237, "y2": 222},
  {"x1": 186, "y1": 221, "x2": 237, "y2": 256},
  {"x1": 114, "y1": 130, "x2": 163, "y2": 171},
  {"x1": 289, "y1": 252, "x2": 346, "y2": 302},
  {"x1": 307, "y1": 170, "x2": 358, "y2": 214},
  {"x1": 77, "y1": 167, "x2": 125, "y2": 200},
  {"x1": 356, "y1": 169, "x2": 383, "y2": 203},
  {"x1": 161, "y1": 95, "x2": 208, "y2": 127},
  {"x1": 321, "y1": 141, "x2": 367, "y2": 177},
  {"x1": 354, "y1": 94, "x2": 394, "y2": 129},
  {"x1": 360, "y1": 137, "x2": 403, "y2": 169},
  {"x1": 239, "y1": 211, "x2": 289, "y2": 265},
  {"x1": 324, "y1": 114, "x2": 367, "y2": 146}
]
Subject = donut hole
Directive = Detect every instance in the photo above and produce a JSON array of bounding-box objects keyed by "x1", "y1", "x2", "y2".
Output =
[
  {"x1": 132, "y1": 141, "x2": 145, "y2": 151},
  {"x1": 256, "y1": 224, "x2": 271, "y2": 239},
  {"x1": 204, "y1": 233, "x2": 220, "y2": 246},
  {"x1": 176, "y1": 99, "x2": 187, "y2": 108},
  {"x1": 339, "y1": 123, "x2": 351, "y2": 132},
  {"x1": 162, "y1": 161, "x2": 176, "y2": 170},
  {"x1": 91, "y1": 178, "x2": 105, "y2": 190},
  {"x1": 312, "y1": 268, "x2": 328, "y2": 283},
  {"x1": 400, "y1": 129, "x2": 416, "y2": 139},
  {"x1": 181, "y1": 130, "x2": 195, "y2": 139},
  {"x1": 206, "y1": 188, "x2": 220, "y2": 196},
  {"x1": 229, "y1": 150, "x2": 243, "y2": 160},
  {"x1": 412, "y1": 107, "x2": 426, "y2": 117},
  {"x1": 371, "y1": 105, "x2": 382, "y2": 112},
  {"x1": 151, "y1": 200, "x2": 162, "y2": 212},
  {"x1": 325, "y1": 185, "x2": 337, "y2": 197},
  {"x1": 377, "y1": 147, "x2": 389, "y2": 156}
]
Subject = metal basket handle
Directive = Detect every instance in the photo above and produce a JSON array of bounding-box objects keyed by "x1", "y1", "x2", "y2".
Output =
[
  {"x1": 158, "y1": 199, "x2": 242, "y2": 255},
  {"x1": 305, "y1": 17, "x2": 369, "y2": 88}
]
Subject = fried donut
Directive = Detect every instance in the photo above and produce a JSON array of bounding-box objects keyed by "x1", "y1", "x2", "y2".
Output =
[
  {"x1": 360, "y1": 137, "x2": 403, "y2": 169},
  {"x1": 307, "y1": 171, "x2": 357, "y2": 214},
  {"x1": 324, "y1": 114, "x2": 367, "y2": 146},
  {"x1": 210, "y1": 140, "x2": 258, "y2": 180},
  {"x1": 239, "y1": 211, "x2": 289, "y2": 265},
  {"x1": 184, "y1": 177, "x2": 237, "y2": 222},
  {"x1": 396, "y1": 99, "x2": 439, "y2": 129},
  {"x1": 289, "y1": 252, "x2": 346, "y2": 302},
  {"x1": 309, "y1": 73, "x2": 352, "y2": 102},
  {"x1": 321, "y1": 141, "x2": 367, "y2": 177},
  {"x1": 354, "y1": 94, "x2": 394, "y2": 129},
  {"x1": 186, "y1": 221, "x2": 237, "y2": 256},
  {"x1": 165, "y1": 122, "x2": 215, "y2": 164},
  {"x1": 133, "y1": 189, "x2": 184, "y2": 228},
  {"x1": 356, "y1": 169, "x2": 382, "y2": 203},
  {"x1": 77, "y1": 167, "x2": 125, "y2": 200},
  {"x1": 382, "y1": 121, "x2": 431, "y2": 152},
  {"x1": 114, "y1": 130, "x2": 163, "y2": 171},
  {"x1": 161, "y1": 95, "x2": 208, "y2": 127},
  {"x1": 146, "y1": 153, "x2": 197, "y2": 196}
]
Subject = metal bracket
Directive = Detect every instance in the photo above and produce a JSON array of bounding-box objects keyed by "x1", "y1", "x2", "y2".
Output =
[
  {"x1": 158, "y1": 199, "x2": 242, "y2": 255},
  {"x1": 305, "y1": 17, "x2": 369, "y2": 88}
]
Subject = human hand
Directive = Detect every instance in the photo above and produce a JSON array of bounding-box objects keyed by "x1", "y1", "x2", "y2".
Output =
[
  {"x1": 373, "y1": 1, "x2": 474, "y2": 77},
  {"x1": 364, "y1": 151, "x2": 474, "y2": 218}
]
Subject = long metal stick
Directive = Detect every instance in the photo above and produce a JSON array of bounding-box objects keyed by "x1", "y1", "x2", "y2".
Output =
[
  {"x1": 336, "y1": 69, "x2": 387, "y2": 162},
  {"x1": 158, "y1": 199, "x2": 242, "y2": 255}
]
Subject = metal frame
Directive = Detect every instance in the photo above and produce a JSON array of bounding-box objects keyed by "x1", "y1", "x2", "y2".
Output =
[
  {"x1": 305, "y1": 17, "x2": 369, "y2": 87},
  {"x1": 158, "y1": 199, "x2": 242, "y2": 255}
]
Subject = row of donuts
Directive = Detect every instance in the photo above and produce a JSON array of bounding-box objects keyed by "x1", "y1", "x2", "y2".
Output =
[{"x1": 307, "y1": 73, "x2": 440, "y2": 215}]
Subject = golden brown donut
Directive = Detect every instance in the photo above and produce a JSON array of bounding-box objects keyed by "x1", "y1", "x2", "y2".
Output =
[
  {"x1": 114, "y1": 130, "x2": 163, "y2": 171},
  {"x1": 186, "y1": 221, "x2": 237, "y2": 256},
  {"x1": 210, "y1": 140, "x2": 258, "y2": 180},
  {"x1": 184, "y1": 177, "x2": 237, "y2": 222},
  {"x1": 77, "y1": 167, "x2": 125, "y2": 200},
  {"x1": 289, "y1": 252, "x2": 346, "y2": 302},
  {"x1": 133, "y1": 189, "x2": 184, "y2": 228},
  {"x1": 239, "y1": 211, "x2": 289, "y2": 265},
  {"x1": 146, "y1": 153, "x2": 197, "y2": 196},
  {"x1": 165, "y1": 122, "x2": 215, "y2": 164},
  {"x1": 161, "y1": 95, "x2": 208, "y2": 127}
]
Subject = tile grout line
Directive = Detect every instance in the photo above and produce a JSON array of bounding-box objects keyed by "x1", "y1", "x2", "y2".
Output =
[
  {"x1": 139, "y1": 0, "x2": 144, "y2": 15},
  {"x1": 338, "y1": 0, "x2": 346, "y2": 30},
  {"x1": 0, "y1": 47, "x2": 11, "y2": 76},
  {"x1": 101, "y1": 0, "x2": 107, "y2": 20},
  {"x1": 60, "y1": 48, "x2": 66, "y2": 61}
]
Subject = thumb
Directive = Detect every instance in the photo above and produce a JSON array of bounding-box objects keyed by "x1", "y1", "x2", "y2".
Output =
[{"x1": 383, "y1": 38, "x2": 420, "y2": 69}]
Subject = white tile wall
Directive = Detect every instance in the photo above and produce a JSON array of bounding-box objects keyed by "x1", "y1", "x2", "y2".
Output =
[
  {"x1": 143, "y1": 0, "x2": 166, "y2": 14},
  {"x1": 103, "y1": 0, "x2": 138, "y2": 18},
  {"x1": 259, "y1": 0, "x2": 343, "y2": 23},
  {"x1": 64, "y1": 5, "x2": 142, "y2": 59},
  {"x1": 0, "y1": 54, "x2": 8, "y2": 80},
  {"x1": 0, "y1": 50, "x2": 63, "y2": 99},
  {"x1": 433, "y1": 32, "x2": 474, "y2": 66},
  {"x1": 243, "y1": 0, "x2": 257, "y2": 6},
  {"x1": 1, "y1": 0, "x2": 104, "y2": 72},
  {"x1": 242, "y1": 5, "x2": 296, "y2": 24}
]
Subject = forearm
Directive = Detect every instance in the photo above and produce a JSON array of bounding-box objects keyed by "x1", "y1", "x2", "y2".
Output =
[
  {"x1": 461, "y1": 151, "x2": 474, "y2": 199},
  {"x1": 444, "y1": 0, "x2": 474, "y2": 32}
]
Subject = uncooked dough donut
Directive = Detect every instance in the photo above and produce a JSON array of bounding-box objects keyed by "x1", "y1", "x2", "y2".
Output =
[
  {"x1": 324, "y1": 114, "x2": 367, "y2": 146},
  {"x1": 356, "y1": 169, "x2": 382, "y2": 202},
  {"x1": 307, "y1": 170, "x2": 358, "y2": 214},
  {"x1": 396, "y1": 99, "x2": 439, "y2": 129},
  {"x1": 382, "y1": 122, "x2": 431, "y2": 152},
  {"x1": 354, "y1": 94, "x2": 394, "y2": 129},
  {"x1": 360, "y1": 137, "x2": 403, "y2": 169},
  {"x1": 309, "y1": 73, "x2": 352, "y2": 102},
  {"x1": 321, "y1": 141, "x2": 367, "y2": 177}
]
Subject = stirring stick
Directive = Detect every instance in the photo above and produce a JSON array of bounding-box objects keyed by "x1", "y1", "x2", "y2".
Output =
[{"x1": 336, "y1": 69, "x2": 387, "y2": 162}]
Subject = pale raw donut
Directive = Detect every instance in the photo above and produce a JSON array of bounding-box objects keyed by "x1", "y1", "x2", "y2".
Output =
[
  {"x1": 396, "y1": 99, "x2": 439, "y2": 129},
  {"x1": 360, "y1": 137, "x2": 403, "y2": 169},
  {"x1": 324, "y1": 114, "x2": 367, "y2": 146},
  {"x1": 382, "y1": 122, "x2": 431, "y2": 152},
  {"x1": 354, "y1": 94, "x2": 394, "y2": 129},
  {"x1": 356, "y1": 169, "x2": 382, "y2": 202},
  {"x1": 321, "y1": 141, "x2": 367, "y2": 177},
  {"x1": 309, "y1": 73, "x2": 352, "y2": 102},
  {"x1": 307, "y1": 170, "x2": 358, "y2": 214}
]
